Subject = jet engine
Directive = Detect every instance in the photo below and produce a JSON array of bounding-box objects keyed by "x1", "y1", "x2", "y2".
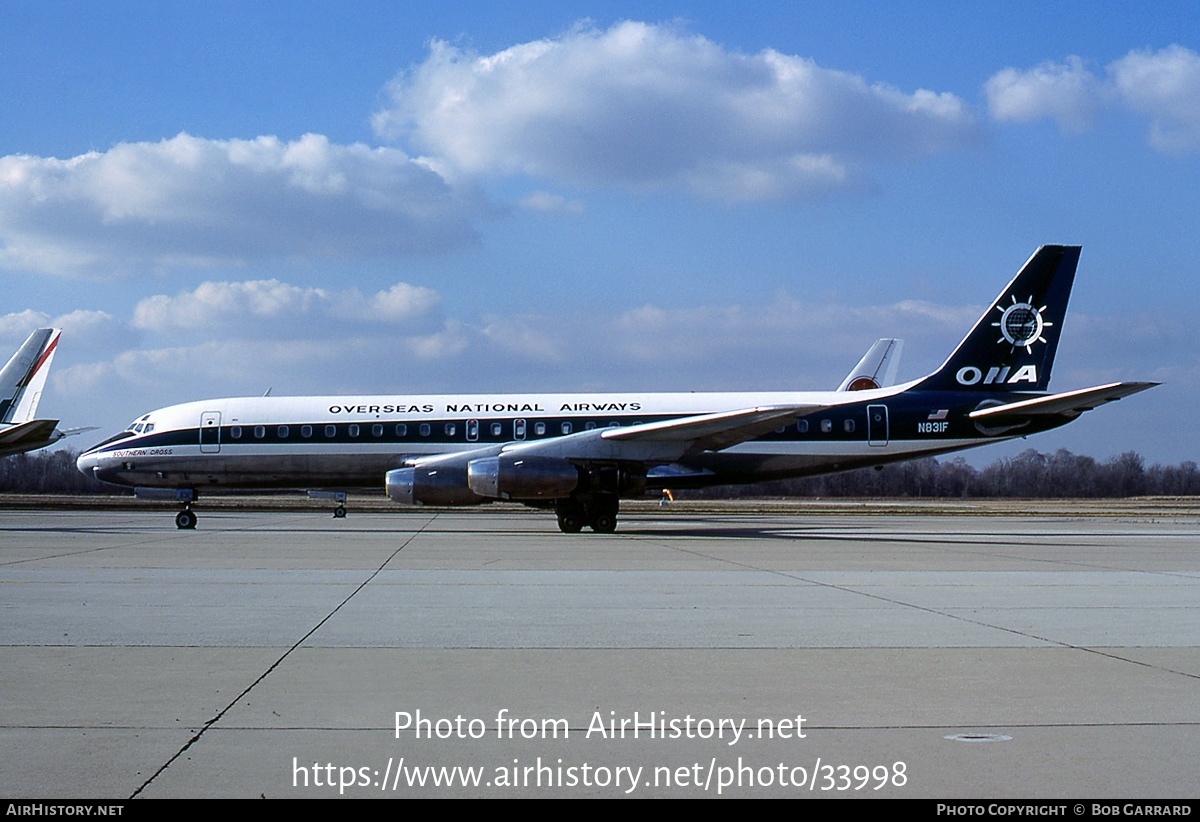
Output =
[
  {"x1": 385, "y1": 466, "x2": 487, "y2": 506},
  {"x1": 466, "y1": 455, "x2": 581, "y2": 500}
]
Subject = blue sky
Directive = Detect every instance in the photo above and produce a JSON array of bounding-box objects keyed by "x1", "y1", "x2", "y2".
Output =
[{"x1": 2, "y1": 1, "x2": 1197, "y2": 466}]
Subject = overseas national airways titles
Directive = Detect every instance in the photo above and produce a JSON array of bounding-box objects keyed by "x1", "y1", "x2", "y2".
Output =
[{"x1": 326, "y1": 401, "x2": 643, "y2": 414}]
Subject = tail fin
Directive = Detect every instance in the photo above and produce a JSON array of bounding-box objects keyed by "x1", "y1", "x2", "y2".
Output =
[
  {"x1": 837, "y1": 338, "x2": 903, "y2": 391},
  {"x1": 916, "y1": 246, "x2": 1079, "y2": 393},
  {"x1": 0, "y1": 328, "x2": 61, "y2": 423}
]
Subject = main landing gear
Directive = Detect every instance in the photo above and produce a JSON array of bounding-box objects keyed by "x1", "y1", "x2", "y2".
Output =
[{"x1": 555, "y1": 494, "x2": 619, "y2": 534}]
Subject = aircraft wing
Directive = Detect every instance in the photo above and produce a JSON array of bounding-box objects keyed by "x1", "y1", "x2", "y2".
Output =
[
  {"x1": 600, "y1": 404, "x2": 823, "y2": 452},
  {"x1": 493, "y1": 404, "x2": 827, "y2": 464},
  {"x1": 404, "y1": 404, "x2": 829, "y2": 470},
  {"x1": 968, "y1": 382, "x2": 1158, "y2": 425}
]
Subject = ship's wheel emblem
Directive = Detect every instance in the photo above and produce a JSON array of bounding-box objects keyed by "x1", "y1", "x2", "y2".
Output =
[{"x1": 993, "y1": 294, "x2": 1051, "y2": 354}]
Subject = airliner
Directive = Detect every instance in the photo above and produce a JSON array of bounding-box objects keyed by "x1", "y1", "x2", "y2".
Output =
[
  {"x1": 77, "y1": 246, "x2": 1155, "y2": 532},
  {"x1": 0, "y1": 328, "x2": 69, "y2": 458}
]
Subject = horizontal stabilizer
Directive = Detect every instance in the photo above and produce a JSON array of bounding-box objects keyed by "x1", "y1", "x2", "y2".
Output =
[
  {"x1": 968, "y1": 382, "x2": 1158, "y2": 425},
  {"x1": 0, "y1": 418, "x2": 60, "y2": 446}
]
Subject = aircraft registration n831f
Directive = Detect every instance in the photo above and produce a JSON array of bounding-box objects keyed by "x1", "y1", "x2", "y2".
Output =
[{"x1": 78, "y1": 246, "x2": 1155, "y2": 532}]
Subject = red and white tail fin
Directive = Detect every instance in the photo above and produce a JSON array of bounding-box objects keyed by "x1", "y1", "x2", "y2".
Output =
[{"x1": 0, "y1": 328, "x2": 61, "y2": 424}]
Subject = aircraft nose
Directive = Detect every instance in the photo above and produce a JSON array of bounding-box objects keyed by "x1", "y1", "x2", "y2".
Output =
[{"x1": 76, "y1": 449, "x2": 98, "y2": 477}]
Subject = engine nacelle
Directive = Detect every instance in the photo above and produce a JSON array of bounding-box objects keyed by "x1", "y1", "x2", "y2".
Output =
[
  {"x1": 466, "y1": 455, "x2": 580, "y2": 500},
  {"x1": 385, "y1": 466, "x2": 487, "y2": 506}
]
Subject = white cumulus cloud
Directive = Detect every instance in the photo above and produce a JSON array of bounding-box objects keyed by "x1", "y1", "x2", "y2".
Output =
[
  {"x1": 374, "y1": 21, "x2": 977, "y2": 201},
  {"x1": 0, "y1": 133, "x2": 481, "y2": 278},
  {"x1": 1110, "y1": 45, "x2": 1200, "y2": 154},
  {"x1": 0, "y1": 310, "x2": 54, "y2": 343},
  {"x1": 986, "y1": 45, "x2": 1200, "y2": 153},
  {"x1": 132, "y1": 278, "x2": 442, "y2": 334},
  {"x1": 984, "y1": 56, "x2": 1104, "y2": 132}
]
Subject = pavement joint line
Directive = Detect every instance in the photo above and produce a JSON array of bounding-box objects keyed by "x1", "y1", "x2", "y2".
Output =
[
  {"x1": 127, "y1": 513, "x2": 440, "y2": 799},
  {"x1": 624, "y1": 531, "x2": 1200, "y2": 684}
]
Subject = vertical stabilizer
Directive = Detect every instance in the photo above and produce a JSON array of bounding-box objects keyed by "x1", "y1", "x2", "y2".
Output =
[
  {"x1": 916, "y1": 246, "x2": 1079, "y2": 392},
  {"x1": 0, "y1": 329, "x2": 61, "y2": 423},
  {"x1": 838, "y1": 338, "x2": 903, "y2": 391}
]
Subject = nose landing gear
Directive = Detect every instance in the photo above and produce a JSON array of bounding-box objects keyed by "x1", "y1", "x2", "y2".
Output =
[
  {"x1": 136, "y1": 487, "x2": 199, "y2": 529},
  {"x1": 308, "y1": 490, "x2": 348, "y2": 518}
]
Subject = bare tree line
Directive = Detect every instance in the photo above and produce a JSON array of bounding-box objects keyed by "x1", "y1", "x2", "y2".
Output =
[
  {"x1": 683, "y1": 448, "x2": 1199, "y2": 499},
  {"x1": 1, "y1": 447, "x2": 1197, "y2": 498},
  {"x1": 0, "y1": 448, "x2": 121, "y2": 495}
]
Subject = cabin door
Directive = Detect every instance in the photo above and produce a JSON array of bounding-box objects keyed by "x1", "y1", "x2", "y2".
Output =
[
  {"x1": 867, "y1": 405, "x2": 889, "y2": 447},
  {"x1": 200, "y1": 411, "x2": 222, "y2": 453}
]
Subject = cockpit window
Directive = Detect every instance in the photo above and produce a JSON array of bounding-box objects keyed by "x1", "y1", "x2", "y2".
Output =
[{"x1": 125, "y1": 415, "x2": 154, "y2": 434}]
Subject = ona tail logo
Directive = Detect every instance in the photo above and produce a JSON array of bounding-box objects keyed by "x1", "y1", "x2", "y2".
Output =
[
  {"x1": 956, "y1": 364, "x2": 1038, "y2": 385},
  {"x1": 994, "y1": 293, "x2": 1052, "y2": 354}
]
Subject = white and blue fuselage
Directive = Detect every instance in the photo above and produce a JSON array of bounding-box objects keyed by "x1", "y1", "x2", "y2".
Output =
[{"x1": 79, "y1": 383, "x2": 987, "y2": 489}]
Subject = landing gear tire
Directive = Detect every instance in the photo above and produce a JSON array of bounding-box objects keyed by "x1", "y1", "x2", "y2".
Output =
[
  {"x1": 333, "y1": 505, "x2": 347, "y2": 519},
  {"x1": 588, "y1": 495, "x2": 619, "y2": 533},
  {"x1": 557, "y1": 512, "x2": 584, "y2": 533},
  {"x1": 556, "y1": 500, "x2": 586, "y2": 533},
  {"x1": 590, "y1": 511, "x2": 617, "y2": 533},
  {"x1": 557, "y1": 495, "x2": 620, "y2": 533},
  {"x1": 175, "y1": 509, "x2": 197, "y2": 530}
]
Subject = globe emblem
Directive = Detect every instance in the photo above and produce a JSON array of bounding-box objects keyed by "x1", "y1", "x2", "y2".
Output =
[
  {"x1": 1004, "y1": 306, "x2": 1039, "y2": 344},
  {"x1": 993, "y1": 295, "x2": 1051, "y2": 353}
]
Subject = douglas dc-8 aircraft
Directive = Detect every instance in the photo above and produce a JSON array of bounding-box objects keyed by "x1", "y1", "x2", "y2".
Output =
[{"x1": 78, "y1": 246, "x2": 1154, "y2": 531}]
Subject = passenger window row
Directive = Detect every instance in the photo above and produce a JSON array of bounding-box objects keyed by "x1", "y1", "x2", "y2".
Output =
[
  {"x1": 220, "y1": 416, "x2": 860, "y2": 442},
  {"x1": 221, "y1": 419, "x2": 635, "y2": 441}
]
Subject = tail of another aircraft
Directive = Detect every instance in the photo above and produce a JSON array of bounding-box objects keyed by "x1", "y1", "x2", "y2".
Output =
[
  {"x1": 916, "y1": 246, "x2": 1079, "y2": 393},
  {"x1": 0, "y1": 328, "x2": 61, "y2": 424},
  {"x1": 838, "y1": 338, "x2": 903, "y2": 391}
]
